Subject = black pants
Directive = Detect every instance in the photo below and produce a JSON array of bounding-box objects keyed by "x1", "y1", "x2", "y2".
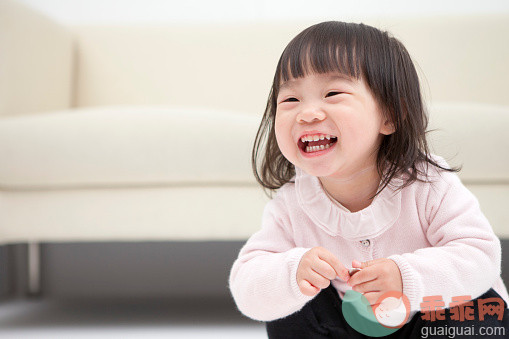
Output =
[{"x1": 266, "y1": 285, "x2": 509, "y2": 338}]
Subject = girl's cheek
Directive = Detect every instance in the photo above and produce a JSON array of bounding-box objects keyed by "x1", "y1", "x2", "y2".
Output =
[
  {"x1": 275, "y1": 114, "x2": 291, "y2": 139},
  {"x1": 274, "y1": 120, "x2": 295, "y2": 159},
  {"x1": 274, "y1": 121, "x2": 285, "y2": 148},
  {"x1": 274, "y1": 116, "x2": 283, "y2": 140}
]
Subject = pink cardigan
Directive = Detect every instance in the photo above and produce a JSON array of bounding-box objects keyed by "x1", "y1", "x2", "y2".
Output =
[{"x1": 229, "y1": 154, "x2": 509, "y2": 322}]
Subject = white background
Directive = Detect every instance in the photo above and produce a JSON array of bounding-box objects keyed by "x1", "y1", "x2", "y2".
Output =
[{"x1": 17, "y1": 0, "x2": 509, "y2": 25}]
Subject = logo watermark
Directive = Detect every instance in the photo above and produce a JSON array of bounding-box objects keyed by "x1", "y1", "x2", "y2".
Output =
[
  {"x1": 421, "y1": 325, "x2": 505, "y2": 338},
  {"x1": 420, "y1": 294, "x2": 505, "y2": 322},
  {"x1": 342, "y1": 290, "x2": 411, "y2": 337},
  {"x1": 342, "y1": 291, "x2": 506, "y2": 337}
]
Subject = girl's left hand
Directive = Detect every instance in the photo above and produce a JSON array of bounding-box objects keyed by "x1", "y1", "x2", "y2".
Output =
[{"x1": 347, "y1": 258, "x2": 403, "y2": 306}]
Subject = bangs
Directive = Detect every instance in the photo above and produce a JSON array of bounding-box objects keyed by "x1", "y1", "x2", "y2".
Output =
[{"x1": 276, "y1": 21, "x2": 363, "y2": 90}]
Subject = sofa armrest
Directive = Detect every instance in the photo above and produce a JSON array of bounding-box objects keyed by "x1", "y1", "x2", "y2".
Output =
[{"x1": 0, "y1": 0, "x2": 73, "y2": 117}]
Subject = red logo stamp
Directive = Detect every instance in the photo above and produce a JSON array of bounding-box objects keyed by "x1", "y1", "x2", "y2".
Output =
[{"x1": 420, "y1": 295, "x2": 505, "y2": 321}]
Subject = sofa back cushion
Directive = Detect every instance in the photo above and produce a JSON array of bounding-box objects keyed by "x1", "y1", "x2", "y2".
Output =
[
  {"x1": 427, "y1": 102, "x2": 509, "y2": 182},
  {"x1": 0, "y1": 0, "x2": 73, "y2": 117},
  {"x1": 70, "y1": 15, "x2": 509, "y2": 115}
]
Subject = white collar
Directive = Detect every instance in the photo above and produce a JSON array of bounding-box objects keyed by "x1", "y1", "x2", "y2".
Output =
[{"x1": 294, "y1": 166, "x2": 403, "y2": 240}]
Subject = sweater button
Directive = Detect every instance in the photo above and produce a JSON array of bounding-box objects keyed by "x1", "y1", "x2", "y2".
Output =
[{"x1": 360, "y1": 239, "x2": 371, "y2": 247}]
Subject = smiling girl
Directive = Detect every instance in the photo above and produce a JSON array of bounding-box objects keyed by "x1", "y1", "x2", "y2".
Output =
[{"x1": 229, "y1": 21, "x2": 509, "y2": 338}]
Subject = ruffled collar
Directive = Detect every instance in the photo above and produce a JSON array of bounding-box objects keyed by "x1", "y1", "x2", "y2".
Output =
[{"x1": 295, "y1": 166, "x2": 403, "y2": 240}]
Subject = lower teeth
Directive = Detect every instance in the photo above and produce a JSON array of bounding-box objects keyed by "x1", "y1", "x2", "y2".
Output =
[{"x1": 306, "y1": 143, "x2": 332, "y2": 153}]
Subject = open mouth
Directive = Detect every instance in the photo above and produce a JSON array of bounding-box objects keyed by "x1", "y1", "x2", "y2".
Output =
[{"x1": 298, "y1": 134, "x2": 338, "y2": 153}]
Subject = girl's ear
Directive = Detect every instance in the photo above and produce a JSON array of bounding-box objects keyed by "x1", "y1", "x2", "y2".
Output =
[{"x1": 380, "y1": 118, "x2": 396, "y2": 135}]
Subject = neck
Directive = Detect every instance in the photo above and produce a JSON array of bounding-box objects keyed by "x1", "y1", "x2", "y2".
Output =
[{"x1": 318, "y1": 164, "x2": 381, "y2": 213}]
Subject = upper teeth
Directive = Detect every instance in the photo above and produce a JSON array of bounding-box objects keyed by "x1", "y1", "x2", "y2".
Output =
[{"x1": 301, "y1": 134, "x2": 333, "y2": 142}]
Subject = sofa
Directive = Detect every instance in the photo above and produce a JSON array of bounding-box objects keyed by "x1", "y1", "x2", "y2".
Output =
[{"x1": 1, "y1": 0, "x2": 508, "y2": 299}]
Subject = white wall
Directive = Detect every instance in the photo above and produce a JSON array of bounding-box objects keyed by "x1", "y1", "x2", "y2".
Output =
[{"x1": 17, "y1": 0, "x2": 509, "y2": 25}]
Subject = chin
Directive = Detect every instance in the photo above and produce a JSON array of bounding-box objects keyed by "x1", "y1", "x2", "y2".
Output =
[{"x1": 299, "y1": 164, "x2": 337, "y2": 178}]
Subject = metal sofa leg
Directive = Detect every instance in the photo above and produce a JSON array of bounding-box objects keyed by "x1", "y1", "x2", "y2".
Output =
[{"x1": 27, "y1": 241, "x2": 41, "y2": 297}]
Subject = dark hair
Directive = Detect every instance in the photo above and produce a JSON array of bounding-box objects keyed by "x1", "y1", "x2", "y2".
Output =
[{"x1": 252, "y1": 21, "x2": 461, "y2": 199}]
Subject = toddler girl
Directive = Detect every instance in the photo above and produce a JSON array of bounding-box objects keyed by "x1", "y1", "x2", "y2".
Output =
[{"x1": 229, "y1": 21, "x2": 509, "y2": 338}]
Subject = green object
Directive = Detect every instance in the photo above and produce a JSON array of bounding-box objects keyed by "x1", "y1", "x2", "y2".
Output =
[{"x1": 342, "y1": 290, "x2": 400, "y2": 337}]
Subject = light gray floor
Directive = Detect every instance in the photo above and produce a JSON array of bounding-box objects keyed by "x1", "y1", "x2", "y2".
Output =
[
  {"x1": 0, "y1": 297, "x2": 267, "y2": 339},
  {"x1": 0, "y1": 242, "x2": 268, "y2": 338}
]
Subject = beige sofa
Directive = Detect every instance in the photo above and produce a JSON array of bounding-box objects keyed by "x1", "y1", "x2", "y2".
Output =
[{"x1": 1, "y1": 0, "x2": 508, "y2": 295}]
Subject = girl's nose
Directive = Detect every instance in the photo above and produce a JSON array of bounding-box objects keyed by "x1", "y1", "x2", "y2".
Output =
[{"x1": 296, "y1": 107, "x2": 326, "y2": 124}]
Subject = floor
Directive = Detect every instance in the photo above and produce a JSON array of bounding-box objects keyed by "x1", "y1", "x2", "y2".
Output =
[{"x1": 0, "y1": 296, "x2": 267, "y2": 338}]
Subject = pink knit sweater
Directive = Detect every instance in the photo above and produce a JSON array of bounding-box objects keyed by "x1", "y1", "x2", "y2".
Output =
[{"x1": 229, "y1": 154, "x2": 509, "y2": 322}]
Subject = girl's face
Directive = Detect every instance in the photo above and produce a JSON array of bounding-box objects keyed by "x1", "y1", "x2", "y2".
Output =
[{"x1": 275, "y1": 71, "x2": 395, "y2": 179}]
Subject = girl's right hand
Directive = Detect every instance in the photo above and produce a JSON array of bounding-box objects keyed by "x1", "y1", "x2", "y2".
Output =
[{"x1": 296, "y1": 247, "x2": 350, "y2": 296}]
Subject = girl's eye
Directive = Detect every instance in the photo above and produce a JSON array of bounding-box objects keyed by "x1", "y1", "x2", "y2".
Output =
[
  {"x1": 282, "y1": 97, "x2": 298, "y2": 103},
  {"x1": 279, "y1": 92, "x2": 343, "y2": 104},
  {"x1": 326, "y1": 91, "x2": 342, "y2": 97}
]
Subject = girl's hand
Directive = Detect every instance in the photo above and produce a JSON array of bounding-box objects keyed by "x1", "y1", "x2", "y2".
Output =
[
  {"x1": 296, "y1": 247, "x2": 350, "y2": 296},
  {"x1": 348, "y1": 258, "x2": 403, "y2": 306}
]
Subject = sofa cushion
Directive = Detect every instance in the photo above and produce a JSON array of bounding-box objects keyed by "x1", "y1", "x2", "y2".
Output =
[
  {"x1": 70, "y1": 15, "x2": 509, "y2": 116},
  {"x1": 0, "y1": 186, "x2": 270, "y2": 243},
  {"x1": 468, "y1": 184, "x2": 509, "y2": 238},
  {"x1": 0, "y1": 106, "x2": 260, "y2": 188},
  {"x1": 0, "y1": 0, "x2": 73, "y2": 117},
  {"x1": 0, "y1": 102, "x2": 507, "y2": 188},
  {"x1": 426, "y1": 102, "x2": 509, "y2": 182}
]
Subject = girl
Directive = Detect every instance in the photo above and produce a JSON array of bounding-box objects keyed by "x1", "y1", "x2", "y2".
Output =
[{"x1": 228, "y1": 21, "x2": 509, "y2": 338}]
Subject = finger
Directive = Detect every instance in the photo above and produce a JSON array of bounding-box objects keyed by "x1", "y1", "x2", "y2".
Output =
[
  {"x1": 359, "y1": 258, "x2": 386, "y2": 269},
  {"x1": 348, "y1": 266, "x2": 379, "y2": 287},
  {"x1": 310, "y1": 257, "x2": 339, "y2": 281},
  {"x1": 299, "y1": 279, "x2": 320, "y2": 296},
  {"x1": 307, "y1": 269, "x2": 332, "y2": 289},
  {"x1": 316, "y1": 248, "x2": 349, "y2": 281},
  {"x1": 351, "y1": 278, "x2": 380, "y2": 294},
  {"x1": 352, "y1": 259, "x2": 363, "y2": 268},
  {"x1": 363, "y1": 291, "x2": 383, "y2": 306}
]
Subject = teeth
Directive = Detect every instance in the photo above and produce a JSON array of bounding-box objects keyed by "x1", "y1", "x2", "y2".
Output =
[
  {"x1": 305, "y1": 143, "x2": 333, "y2": 153},
  {"x1": 301, "y1": 133, "x2": 336, "y2": 142}
]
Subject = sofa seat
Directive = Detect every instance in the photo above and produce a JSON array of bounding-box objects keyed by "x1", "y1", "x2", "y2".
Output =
[
  {"x1": 0, "y1": 186, "x2": 269, "y2": 243},
  {"x1": 468, "y1": 185, "x2": 509, "y2": 238},
  {"x1": 0, "y1": 106, "x2": 259, "y2": 188}
]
